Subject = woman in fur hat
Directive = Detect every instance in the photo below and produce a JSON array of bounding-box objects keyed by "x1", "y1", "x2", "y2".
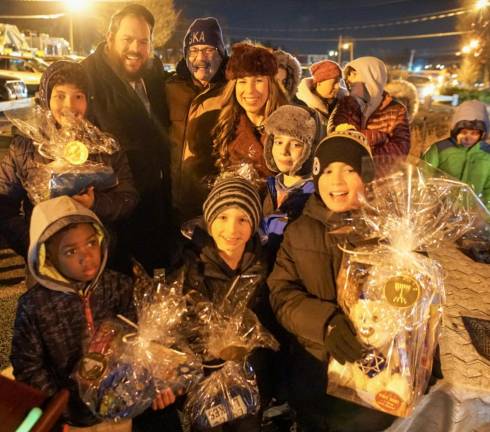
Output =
[{"x1": 212, "y1": 42, "x2": 288, "y2": 179}]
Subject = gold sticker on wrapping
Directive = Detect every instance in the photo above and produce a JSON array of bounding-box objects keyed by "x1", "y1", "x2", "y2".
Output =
[
  {"x1": 384, "y1": 275, "x2": 420, "y2": 308},
  {"x1": 64, "y1": 140, "x2": 89, "y2": 165},
  {"x1": 375, "y1": 390, "x2": 402, "y2": 412}
]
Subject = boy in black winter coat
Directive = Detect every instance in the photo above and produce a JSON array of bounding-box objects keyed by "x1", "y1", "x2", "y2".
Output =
[
  {"x1": 0, "y1": 60, "x2": 138, "y2": 261},
  {"x1": 268, "y1": 130, "x2": 396, "y2": 432},
  {"x1": 178, "y1": 177, "x2": 278, "y2": 432}
]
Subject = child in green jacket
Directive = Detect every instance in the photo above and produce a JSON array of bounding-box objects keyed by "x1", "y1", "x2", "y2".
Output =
[{"x1": 423, "y1": 99, "x2": 490, "y2": 210}]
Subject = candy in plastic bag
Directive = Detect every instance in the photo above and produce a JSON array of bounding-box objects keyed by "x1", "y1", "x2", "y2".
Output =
[
  {"x1": 185, "y1": 361, "x2": 259, "y2": 430},
  {"x1": 75, "y1": 321, "x2": 155, "y2": 420}
]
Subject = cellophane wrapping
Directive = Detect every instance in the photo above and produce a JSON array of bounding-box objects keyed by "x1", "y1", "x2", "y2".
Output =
[
  {"x1": 132, "y1": 266, "x2": 204, "y2": 395},
  {"x1": 74, "y1": 319, "x2": 155, "y2": 421},
  {"x1": 6, "y1": 105, "x2": 119, "y2": 203},
  {"x1": 184, "y1": 274, "x2": 279, "y2": 429},
  {"x1": 326, "y1": 159, "x2": 486, "y2": 417}
]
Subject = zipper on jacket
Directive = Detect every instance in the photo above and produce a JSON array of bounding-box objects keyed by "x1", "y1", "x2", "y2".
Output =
[{"x1": 81, "y1": 292, "x2": 95, "y2": 336}]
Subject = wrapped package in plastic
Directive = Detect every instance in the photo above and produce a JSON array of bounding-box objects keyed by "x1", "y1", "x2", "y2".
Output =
[
  {"x1": 184, "y1": 274, "x2": 279, "y2": 429},
  {"x1": 5, "y1": 105, "x2": 119, "y2": 203},
  {"x1": 185, "y1": 274, "x2": 279, "y2": 362},
  {"x1": 185, "y1": 361, "x2": 259, "y2": 430},
  {"x1": 75, "y1": 320, "x2": 155, "y2": 421},
  {"x1": 326, "y1": 159, "x2": 487, "y2": 417},
  {"x1": 131, "y1": 263, "x2": 204, "y2": 394}
]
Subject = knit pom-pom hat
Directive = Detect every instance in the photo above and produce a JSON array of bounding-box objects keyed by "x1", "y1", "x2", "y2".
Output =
[{"x1": 312, "y1": 129, "x2": 374, "y2": 193}]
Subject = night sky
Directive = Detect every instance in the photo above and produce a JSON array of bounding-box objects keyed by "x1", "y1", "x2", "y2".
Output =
[
  {"x1": 0, "y1": 0, "x2": 473, "y2": 65},
  {"x1": 174, "y1": 0, "x2": 465, "y2": 65}
]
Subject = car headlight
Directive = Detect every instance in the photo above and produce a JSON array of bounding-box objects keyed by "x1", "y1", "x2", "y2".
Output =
[{"x1": 420, "y1": 84, "x2": 435, "y2": 98}]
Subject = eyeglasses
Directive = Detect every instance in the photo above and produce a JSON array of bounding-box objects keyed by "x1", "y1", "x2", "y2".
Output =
[{"x1": 188, "y1": 47, "x2": 218, "y2": 58}]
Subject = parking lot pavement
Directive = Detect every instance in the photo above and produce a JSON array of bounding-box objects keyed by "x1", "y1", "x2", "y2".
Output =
[{"x1": 0, "y1": 249, "x2": 25, "y2": 370}]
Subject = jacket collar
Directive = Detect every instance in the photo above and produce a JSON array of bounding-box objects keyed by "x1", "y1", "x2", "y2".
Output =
[
  {"x1": 303, "y1": 194, "x2": 354, "y2": 230},
  {"x1": 190, "y1": 225, "x2": 263, "y2": 280}
]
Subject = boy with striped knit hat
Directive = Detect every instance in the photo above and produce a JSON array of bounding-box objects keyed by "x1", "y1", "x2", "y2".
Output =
[{"x1": 176, "y1": 177, "x2": 278, "y2": 432}]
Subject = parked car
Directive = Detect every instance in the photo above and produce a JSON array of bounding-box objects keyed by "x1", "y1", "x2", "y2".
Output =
[
  {"x1": 406, "y1": 74, "x2": 439, "y2": 100},
  {"x1": 0, "y1": 73, "x2": 28, "y2": 101},
  {"x1": 0, "y1": 55, "x2": 48, "y2": 95}
]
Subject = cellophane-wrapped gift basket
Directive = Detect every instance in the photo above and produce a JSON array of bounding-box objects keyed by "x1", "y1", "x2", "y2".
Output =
[{"x1": 327, "y1": 159, "x2": 487, "y2": 417}]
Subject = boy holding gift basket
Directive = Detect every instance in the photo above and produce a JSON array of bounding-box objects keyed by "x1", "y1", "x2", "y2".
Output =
[
  {"x1": 0, "y1": 60, "x2": 138, "y2": 260},
  {"x1": 10, "y1": 196, "x2": 137, "y2": 430},
  {"x1": 268, "y1": 129, "x2": 396, "y2": 432},
  {"x1": 178, "y1": 176, "x2": 279, "y2": 431}
]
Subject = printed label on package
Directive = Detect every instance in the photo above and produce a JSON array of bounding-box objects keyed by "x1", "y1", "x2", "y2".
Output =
[
  {"x1": 230, "y1": 395, "x2": 247, "y2": 418},
  {"x1": 375, "y1": 390, "x2": 403, "y2": 412},
  {"x1": 384, "y1": 275, "x2": 420, "y2": 308},
  {"x1": 205, "y1": 403, "x2": 228, "y2": 427}
]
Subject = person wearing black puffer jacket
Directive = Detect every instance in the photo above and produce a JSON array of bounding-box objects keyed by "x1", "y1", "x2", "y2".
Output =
[{"x1": 0, "y1": 60, "x2": 138, "y2": 262}]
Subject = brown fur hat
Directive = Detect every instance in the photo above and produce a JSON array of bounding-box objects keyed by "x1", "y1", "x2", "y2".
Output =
[
  {"x1": 264, "y1": 105, "x2": 319, "y2": 176},
  {"x1": 226, "y1": 42, "x2": 278, "y2": 80}
]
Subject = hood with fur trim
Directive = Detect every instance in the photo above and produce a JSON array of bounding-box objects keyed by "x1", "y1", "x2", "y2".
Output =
[
  {"x1": 297, "y1": 77, "x2": 329, "y2": 115},
  {"x1": 450, "y1": 100, "x2": 489, "y2": 140},
  {"x1": 345, "y1": 56, "x2": 387, "y2": 124},
  {"x1": 272, "y1": 49, "x2": 302, "y2": 101},
  {"x1": 27, "y1": 196, "x2": 108, "y2": 295},
  {"x1": 263, "y1": 104, "x2": 318, "y2": 176},
  {"x1": 384, "y1": 79, "x2": 419, "y2": 123}
]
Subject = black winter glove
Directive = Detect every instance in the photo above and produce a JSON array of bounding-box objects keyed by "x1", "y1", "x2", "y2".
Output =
[{"x1": 324, "y1": 313, "x2": 364, "y2": 365}]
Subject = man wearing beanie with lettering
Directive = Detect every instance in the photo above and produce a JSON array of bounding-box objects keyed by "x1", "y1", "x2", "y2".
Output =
[
  {"x1": 269, "y1": 130, "x2": 396, "y2": 432},
  {"x1": 297, "y1": 59, "x2": 345, "y2": 132},
  {"x1": 165, "y1": 17, "x2": 228, "y2": 225}
]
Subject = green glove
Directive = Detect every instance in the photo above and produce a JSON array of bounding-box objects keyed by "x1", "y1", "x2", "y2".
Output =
[{"x1": 324, "y1": 313, "x2": 364, "y2": 364}]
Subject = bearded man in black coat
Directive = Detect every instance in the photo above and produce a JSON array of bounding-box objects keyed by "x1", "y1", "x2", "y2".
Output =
[{"x1": 83, "y1": 4, "x2": 173, "y2": 273}]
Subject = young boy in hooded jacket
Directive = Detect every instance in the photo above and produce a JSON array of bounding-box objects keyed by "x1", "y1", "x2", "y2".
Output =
[
  {"x1": 10, "y1": 195, "x2": 137, "y2": 430},
  {"x1": 423, "y1": 99, "x2": 490, "y2": 211},
  {"x1": 268, "y1": 130, "x2": 396, "y2": 432},
  {"x1": 331, "y1": 56, "x2": 410, "y2": 157}
]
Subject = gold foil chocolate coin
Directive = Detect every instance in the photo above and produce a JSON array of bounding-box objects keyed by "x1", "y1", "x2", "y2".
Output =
[
  {"x1": 64, "y1": 140, "x2": 88, "y2": 165},
  {"x1": 384, "y1": 275, "x2": 420, "y2": 308}
]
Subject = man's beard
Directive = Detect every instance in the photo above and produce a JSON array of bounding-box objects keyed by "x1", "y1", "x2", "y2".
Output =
[{"x1": 107, "y1": 48, "x2": 150, "y2": 81}]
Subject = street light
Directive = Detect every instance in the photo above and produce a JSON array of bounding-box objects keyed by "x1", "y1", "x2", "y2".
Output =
[
  {"x1": 65, "y1": 0, "x2": 91, "y2": 53},
  {"x1": 475, "y1": 0, "x2": 489, "y2": 9},
  {"x1": 469, "y1": 38, "x2": 480, "y2": 49}
]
